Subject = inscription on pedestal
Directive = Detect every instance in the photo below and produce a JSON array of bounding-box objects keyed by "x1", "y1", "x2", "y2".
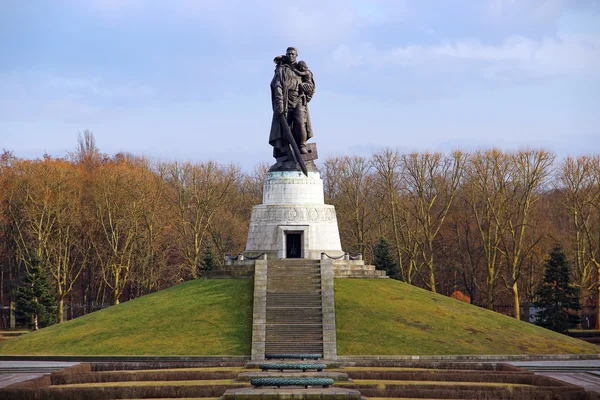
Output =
[{"x1": 252, "y1": 206, "x2": 337, "y2": 224}]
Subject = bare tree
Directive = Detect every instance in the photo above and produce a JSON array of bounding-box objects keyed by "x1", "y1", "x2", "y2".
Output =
[
  {"x1": 558, "y1": 156, "x2": 598, "y2": 299},
  {"x1": 501, "y1": 150, "x2": 555, "y2": 320},
  {"x1": 401, "y1": 151, "x2": 467, "y2": 292},
  {"x1": 165, "y1": 161, "x2": 241, "y2": 279},
  {"x1": 329, "y1": 156, "x2": 376, "y2": 257},
  {"x1": 372, "y1": 149, "x2": 405, "y2": 277},
  {"x1": 463, "y1": 149, "x2": 511, "y2": 309},
  {"x1": 89, "y1": 160, "x2": 146, "y2": 305}
]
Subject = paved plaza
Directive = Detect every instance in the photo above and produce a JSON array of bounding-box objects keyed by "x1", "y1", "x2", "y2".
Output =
[
  {"x1": 0, "y1": 361, "x2": 79, "y2": 388},
  {"x1": 510, "y1": 360, "x2": 600, "y2": 394},
  {"x1": 2, "y1": 359, "x2": 600, "y2": 394}
]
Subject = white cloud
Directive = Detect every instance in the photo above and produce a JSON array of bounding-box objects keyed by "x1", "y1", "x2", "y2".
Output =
[{"x1": 332, "y1": 32, "x2": 600, "y2": 79}]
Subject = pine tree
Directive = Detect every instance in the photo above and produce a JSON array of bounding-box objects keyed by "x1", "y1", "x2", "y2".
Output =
[
  {"x1": 373, "y1": 236, "x2": 401, "y2": 280},
  {"x1": 15, "y1": 256, "x2": 57, "y2": 330},
  {"x1": 533, "y1": 244, "x2": 580, "y2": 333},
  {"x1": 198, "y1": 243, "x2": 218, "y2": 275}
]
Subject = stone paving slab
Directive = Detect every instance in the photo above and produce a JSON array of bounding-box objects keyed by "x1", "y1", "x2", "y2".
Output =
[
  {"x1": 0, "y1": 361, "x2": 79, "y2": 369},
  {"x1": 509, "y1": 360, "x2": 600, "y2": 394},
  {"x1": 538, "y1": 372, "x2": 600, "y2": 394},
  {"x1": 0, "y1": 373, "x2": 46, "y2": 388},
  {"x1": 510, "y1": 360, "x2": 600, "y2": 369},
  {"x1": 223, "y1": 387, "x2": 361, "y2": 400},
  {"x1": 0, "y1": 361, "x2": 80, "y2": 389}
]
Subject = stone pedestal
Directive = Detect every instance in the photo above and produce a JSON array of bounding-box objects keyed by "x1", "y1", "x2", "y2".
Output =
[{"x1": 245, "y1": 171, "x2": 343, "y2": 259}]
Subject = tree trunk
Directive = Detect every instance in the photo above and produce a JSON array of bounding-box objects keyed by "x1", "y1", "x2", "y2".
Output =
[
  {"x1": 57, "y1": 296, "x2": 64, "y2": 323},
  {"x1": 596, "y1": 273, "x2": 600, "y2": 330},
  {"x1": 486, "y1": 278, "x2": 494, "y2": 310},
  {"x1": 429, "y1": 264, "x2": 437, "y2": 293},
  {"x1": 512, "y1": 280, "x2": 520, "y2": 321}
]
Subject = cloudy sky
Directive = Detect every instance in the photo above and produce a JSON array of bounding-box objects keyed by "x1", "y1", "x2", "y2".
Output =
[{"x1": 1, "y1": 0, "x2": 599, "y2": 170}]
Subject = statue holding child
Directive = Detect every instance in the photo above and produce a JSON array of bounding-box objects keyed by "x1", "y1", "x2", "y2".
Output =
[{"x1": 268, "y1": 47, "x2": 317, "y2": 174}]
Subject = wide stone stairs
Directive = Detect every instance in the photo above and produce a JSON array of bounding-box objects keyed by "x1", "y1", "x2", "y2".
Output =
[{"x1": 265, "y1": 260, "x2": 324, "y2": 355}]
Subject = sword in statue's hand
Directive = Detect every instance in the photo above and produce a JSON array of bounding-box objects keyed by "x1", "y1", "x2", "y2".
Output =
[{"x1": 278, "y1": 114, "x2": 308, "y2": 176}]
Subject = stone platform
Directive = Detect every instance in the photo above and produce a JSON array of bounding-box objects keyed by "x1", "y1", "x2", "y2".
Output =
[
  {"x1": 237, "y1": 371, "x2": 350, "y2": 381},
  {"x1": 222, "y1": 387, "x2": 362, "y2": 400},
  {"x1": 245, "y1": 171, "x2": 343, "y2": 260},
  {"x1": 246, "y1": 360, "x2": 345, "y2": 369}
]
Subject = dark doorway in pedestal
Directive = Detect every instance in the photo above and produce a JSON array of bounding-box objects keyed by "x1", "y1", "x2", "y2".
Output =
[{"x1": 286, "y1": 233, "x2": 302, "y2": 258}]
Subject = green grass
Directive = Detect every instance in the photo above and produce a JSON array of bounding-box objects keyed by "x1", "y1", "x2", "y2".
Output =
[
  {"x1": 335, "y1": 279, "x2": 599, "y2": 355},
  {"x1": 0, "y1": 279, "x2": 253, "y2": 355},
  {"x1": 1, "y1": 276, "x2": 596, "y2": 356}
]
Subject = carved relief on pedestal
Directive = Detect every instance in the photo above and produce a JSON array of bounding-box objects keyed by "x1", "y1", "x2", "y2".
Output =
[{"x1": 250, "y1": 205, "x2": 337, "y2": 224}]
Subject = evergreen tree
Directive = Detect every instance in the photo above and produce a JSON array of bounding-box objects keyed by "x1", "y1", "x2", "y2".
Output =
[
  {"x1": 533, "y1": 244, "x2": 580, "y2": 333},
  {"x1": 198, "y1": 243, "x2": 218, "y2": 275},
  {"x1": 15, "y1": 256, "x2": 57, "y2": 330},
  {"x1": 373, "y1": 236, "x2": 401, "y2": 280}
]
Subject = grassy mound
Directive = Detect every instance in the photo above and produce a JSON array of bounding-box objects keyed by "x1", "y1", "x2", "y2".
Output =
[
  {"x1": 0, "y1": 279, "x2": 253, "y2": 355},
  {"x1": 1, "y1": 276, "x2": 596, "y2": 356},
  {"x1": 335, "y1": 279, "x2": 598, "y2": 355}
]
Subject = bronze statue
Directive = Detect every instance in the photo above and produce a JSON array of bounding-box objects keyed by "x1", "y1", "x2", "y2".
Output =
[{"x1": 268, "y1": 47, "x2": 317, "y2": 174}]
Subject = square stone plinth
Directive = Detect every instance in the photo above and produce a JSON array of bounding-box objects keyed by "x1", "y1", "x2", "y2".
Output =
[{"x1": 222, "y1": 387, "x2": 362, "y2": 400}]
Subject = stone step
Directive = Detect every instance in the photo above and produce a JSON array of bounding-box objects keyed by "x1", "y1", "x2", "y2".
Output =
[
  {"x1": 267, "y1": 321, "x2": 323, "y2": 326},
  {"x1": 269, "y1": 264, "x2": 320, "y2": 268},
  {"x1": 265, "y1": 343, "x2": 324, "y2": 349},
  {"x1": 265, "y1": 342, "x2": 324, "y2": 348},
  {"x1": 266, "y1": 324, "x2": 323, "y2": 332},
  {"x1": 269, "y1": 260, "x2": 321, "y2": 265},
  {"x1": 267, "y1": 290, "x2": 321, "y2": 295},
  {"x1": 267, "y1": 301, "x2": 322, "y2": 308},
  {"x1": 267, "y1": 293, "x2": 322, "y2": 299},
  {"x1": 268, "y1": 275, "x2": 320, "y2": 280},
  {"x1": 257, "y1": 259, "x2": 330, "y2": 360},
  {"x1": 333, "y1": 270, "x2": 387, "y2": 277},
  {"x1": 267, "y1": 311, "x2": 322, "y2": 319},
  {"x1": 268, "y1": 267, "x2": 321, "y2": 276},
  {"x1": 266, "y1": 331, "x2": 323, "y2": 336},
  {"x1": 265, "y1": 346, "x2": 325, "y2": 354},
  {"x1": 267, "y1": 287, "x2": 321, "y2": 293},
  {"x1": 267, "y1": 289, "x2": 321, "y2": 294},
  {"x1": 266, "y1": 338, "x2": 324, "y2": 344},
  {"x1": 266, "y1": 333, "x2": 323, "y2": 339},
  {"x1": 267, "y1": 300, "x2": 321, "y2": 308},
  {"x1": 267, "y1": 293, "x2": 321, "y2": 297},
  {"x1": 267, "y1": 277, "x2": 321, "y2": 283},
  {"x1": 267, "y1": 307, "x2": 322, "y2": 312},
  {"x1": 223, "y1": 387, "x2": 366, "y2": 399},
  {"x1": 332, "y1": 265, "x2": 377, "y2": 271},
  {"x1": 268, "y1": 277, "x2": 320, "y2": 282}
]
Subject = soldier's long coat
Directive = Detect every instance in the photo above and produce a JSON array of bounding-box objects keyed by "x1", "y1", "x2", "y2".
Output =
[{"x1": 268, "y1": 62, "x2": 314, "y2": 157}]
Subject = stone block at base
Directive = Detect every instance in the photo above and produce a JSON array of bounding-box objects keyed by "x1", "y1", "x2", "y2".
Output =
[
  {"x1": 245, "y1": 171, "x2": 343, "y2": 260},
  {"x1": 222, "y1": 387, "x2": 362, "y2": 400},
  {"x1": 236, "y1": 371, "x2": 349, "y2": 381}
]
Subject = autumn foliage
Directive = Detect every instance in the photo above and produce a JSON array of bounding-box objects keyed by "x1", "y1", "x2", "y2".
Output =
[
  {"x1": 450, "y1": 291, "x2": 471, "y2": 304},
  {"x1": 1, "y1": 133, "x2": 600, "y2": 329}
]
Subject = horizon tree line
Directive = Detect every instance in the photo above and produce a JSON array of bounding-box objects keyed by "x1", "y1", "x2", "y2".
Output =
[{"x1": 1, "y1": 132, "x2": 599, "y2": 328}]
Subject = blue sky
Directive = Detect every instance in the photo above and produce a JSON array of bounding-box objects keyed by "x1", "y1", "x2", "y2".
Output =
[{"x1": 1, "y1": 0, "x2": 599, "y2": 170}]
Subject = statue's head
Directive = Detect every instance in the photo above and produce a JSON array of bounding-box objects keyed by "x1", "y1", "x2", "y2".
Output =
[
  {"x1": 297, "y1": 61, "x2": 308, "y2": 71},
  {"x1": 286, "y1": 47, "x2": 298, "y2": 64}
]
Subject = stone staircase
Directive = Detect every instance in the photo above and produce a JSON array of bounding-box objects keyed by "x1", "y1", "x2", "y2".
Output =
[
  {"x1": 265, "y1": 260, "x2": 324, "y2": 355},
  {"x1": 332, "y1": 261, "x2": 388, "y2": 278}
]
